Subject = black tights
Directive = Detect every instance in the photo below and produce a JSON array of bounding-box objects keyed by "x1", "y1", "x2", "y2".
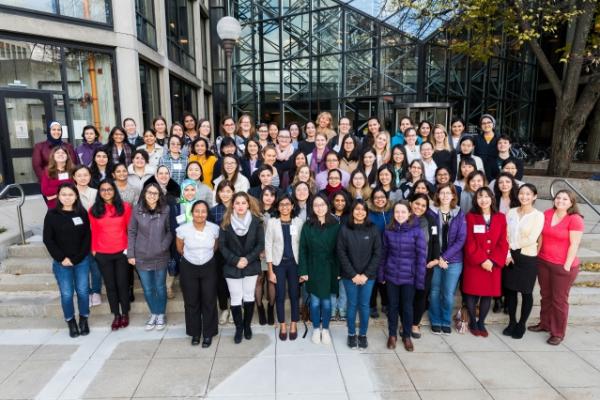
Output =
[
  {"x1": 465, "y1": 295, "x2": 491, "y2": 329},
  {"x1": 255, "y1": 271, "x2": 275, "y2": 306},
  {"x1": 504, "y1": 289, "x2": 533, "y2": 325}
]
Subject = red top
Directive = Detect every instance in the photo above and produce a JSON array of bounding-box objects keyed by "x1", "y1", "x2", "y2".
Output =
[
  {"x1": 538, "y1": 209, "x2": 584, "y2": 267},
  {"x1": 89, "y1": 202, "x2": 132, "y2": 254},
  {"x1": 40, "y1": 169, "x2": 73, "y2": 209},
  {"x1": 462, "y1": 212, "x2": 509, "y2": 297}
]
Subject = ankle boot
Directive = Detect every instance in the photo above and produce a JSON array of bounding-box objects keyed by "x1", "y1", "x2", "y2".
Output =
[
  {"x1": 231, "y1": 305, "x2": 243, "y2": 344},
  {"x1": 67, "y1": 318, "x2": 80, "y2": 338},
  {"x1": 257, "y1": 303, "x2": 267, "y2": 325},
  {"x1": 267, "y1": 304, "x2": 275, "y2": 326},
  {"x1": 243, "y1": 301, "x2": 255, "y2": 340},
  {"x1": 79, "y1": 315, "x2": 90, "y2": 336}
]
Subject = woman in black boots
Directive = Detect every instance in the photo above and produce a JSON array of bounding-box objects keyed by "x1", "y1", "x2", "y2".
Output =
[{"x1": 219, "y1": 192, "x2": 265, "y2": 343}]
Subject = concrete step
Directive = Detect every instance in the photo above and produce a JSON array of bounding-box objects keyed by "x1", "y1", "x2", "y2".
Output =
[
  {"x1": 577, "y1": 247, "x2": 600, "y2": 264},
  {"x1": 0, "y1": 257, "x2": 53, "y2": 274},
  {"x1": 0, "y1": 273, "x2": 145, "y2": 292},
  {"x1": 581, "y1": 233, "x2": 600, "y2": 249},
  {"x1": 576, "y1": 271, "x2": 600, "y2": 284},
  {"x1": 7, "y1": 242, "x2": 49, "y2": 259}
]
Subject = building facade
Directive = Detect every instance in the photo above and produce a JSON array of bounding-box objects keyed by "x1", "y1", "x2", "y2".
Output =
[{"x1": 0, "y1": 0, "x2": 212, "y2": 191}]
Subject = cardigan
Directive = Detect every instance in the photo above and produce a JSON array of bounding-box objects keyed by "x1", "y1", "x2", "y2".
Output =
[
  {"x1": 127, "y1": 204, "x2": 172, "y2": 271},
  {"x1": 336, "y1": 222, "x2": 382, "y2": 280},
  {"x1": 265, "y1": 217, "x2": 304, "y2": 265},
  {"x1": 298, "y1": 223, "x2": 341, "y2": 299},
  {"x1": 43, "y1": 208, "x2": 91, "y2": 265},
  {"x1": 430, "y1": 206, "x2": 467, "y2": 263},
  {"x1": 218, "y1": 216, "x2": 264, "y2": 279},
  {"x1": 506, "y1": 207, "x2": 544, "y2": 257}
]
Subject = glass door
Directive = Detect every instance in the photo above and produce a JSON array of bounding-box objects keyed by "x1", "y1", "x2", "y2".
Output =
[{"x1": 0, "y1": 91, "x2": 54, "y2": 194}]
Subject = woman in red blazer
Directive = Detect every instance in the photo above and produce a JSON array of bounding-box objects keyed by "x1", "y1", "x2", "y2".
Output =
[{"x1": 463, "y1": 187, "x2": 508, "y2": 337}]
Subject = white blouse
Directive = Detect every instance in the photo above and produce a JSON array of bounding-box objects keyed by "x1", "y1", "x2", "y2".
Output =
[
  {"x1": 506, "y1": 207, "x2": 544, "y2": 256},
  {"x1": 176, "y1": 221, "x2": 220, "y2": 265}
]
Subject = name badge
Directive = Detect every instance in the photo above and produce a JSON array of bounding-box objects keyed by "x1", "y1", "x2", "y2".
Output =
[
  {"x1": 290, "y1": 226, "x2": 298, "y2": 236},
  {"x1": 173, "y1": 163, "x2": 183, "y2": 171},
  {"x1": 473, "y1": 224, "x2": 486, "y2": 234},
  {"x1": 72, "y1": 217, "x2": 83, "y2": 226},
  {"x1": 58, "y1": 172, "x2": 69, "y2": 180},
  {"x1": 431, "y1": 226, "x2": 438, "y2": 235},
  {"x1": 176, "y1": 214, "x2": 186, "y2": 225}
]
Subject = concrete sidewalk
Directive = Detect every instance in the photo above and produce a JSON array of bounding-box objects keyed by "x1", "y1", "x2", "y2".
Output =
[{"x1": 0, "y1": 316, "x2": 600, "y2": 399}]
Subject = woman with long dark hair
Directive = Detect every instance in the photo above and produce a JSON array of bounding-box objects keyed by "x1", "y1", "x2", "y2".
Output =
[
  {"x1": 90, "y1": 147, "x2": 113, "y2": 189},
  {"x1": 106, "y1": 126, "x2": 133, "y2": 166},
  {"x1": 76, "y1": 125, "x2": 103, "y2": 166}
]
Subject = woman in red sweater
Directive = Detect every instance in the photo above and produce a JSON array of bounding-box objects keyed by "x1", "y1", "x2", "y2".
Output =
[
  {"x1": 528, "y1": 190, "x2": 584, "y2": 345},
  {"x1": 40, "y1": 146, "x2": 74, "y2": 208},
  {"x1": 463, "y1": 187, "x2": 508, "y2": 337},
  {"x1": 89, "y1": 179, "x2": 132, "y2": 330}
]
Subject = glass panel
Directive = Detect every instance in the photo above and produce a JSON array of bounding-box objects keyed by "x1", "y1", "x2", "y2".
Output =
[
  {"x1": 282, "y1": 57, "x2": 309, "y2": 100},
  {"x1": 345, "y1": 49, "x2": 376, "y2": 97},
  {"x1": 12, "y1": 157, "x2": 36, "y2": 185},
  {"x1": 139, "y1": 61, "x2": 160, "y2": 130},
  {"x1": 0, "y1": 0, "x2": 54, "y2": 13},
  {"x1": 170, "y1": 75, "x2": 197, "y2": 124},
  {"x1": 0, "y1": 39, "x2": 61, "y2": 90},
  {"x1": 0, "y1": 0, "x2": 110, "y2": 23},
  {"x1": 166, "y1": 0, "x2": 196, "y2": 73},
  {"x1": 5, "y1": 97, "x2": 46, "y2": 149},
  {"x1": 136, "y1": 0, "x2": 157, "y2": 47}
]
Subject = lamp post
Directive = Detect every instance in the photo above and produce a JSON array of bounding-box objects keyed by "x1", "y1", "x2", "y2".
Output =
[{"x1": 216, "y1": 16, "x2": 241, "y2": 116}]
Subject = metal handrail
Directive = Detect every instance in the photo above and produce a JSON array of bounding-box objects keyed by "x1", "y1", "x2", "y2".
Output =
[
  {"x1": 549, "y1": 178, "x2": 600, "y2": 218},
  {"x1": 0, "y1": 183, "x2": 27, "y2": 245}
]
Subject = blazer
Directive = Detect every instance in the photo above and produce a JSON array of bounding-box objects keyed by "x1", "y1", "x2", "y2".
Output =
[
  {"x1": 265, "y1": 217, "x2": 304, "y2": 265},
  {"x1": 218, "y1": 216, "x2": 265, "y2": 279}
]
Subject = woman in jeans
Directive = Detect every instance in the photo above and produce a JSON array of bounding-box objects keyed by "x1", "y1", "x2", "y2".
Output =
[
  {"x1": 89, "y1": 179, "x2": 132, "y2": 330},
  {"x1": 428, "y1": 184, "x2": 466, "y2": 334},
  {"x1": 176, "y1": 200, "x2": 220, "y2": 347},
  {"x1": 127, "y1": 183, "x2": 173, "y2": 331},
  {"x1": 299, "y1": 194, "x2": 341, "y2": 345},
  {"x1": 528, "y1": 190, "x2": 584, "y2": 345},
  {"x1": 43, "y1": 183, "x2": 91, "y2": 338},
  {"x1": 266, "y1": 194, "x2": 305, "y2": 341},
  {"x1": 337, "y1": 200, "x2": 382, "y2": 349},
  {"x1": 219, "y1": 192, "x2": 265, "y2": 344}
]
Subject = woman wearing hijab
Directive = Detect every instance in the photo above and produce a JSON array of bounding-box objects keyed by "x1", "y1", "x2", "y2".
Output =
[{"x1": 33, "y1": 121, "x2": 77, "y2": 182}]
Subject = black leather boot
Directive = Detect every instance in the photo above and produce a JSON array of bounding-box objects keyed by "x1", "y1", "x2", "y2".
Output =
[
  {"x1": 243, "y1": 301, "x2": 255, "y2": 340},
  {"x1": 79, "y1": 315, "x2": 90, "y2": 336},
  {"x1": 267, "y1": 303, "x2": 275, "y2": 326},
  {"x1": 67, "y1": 318, "x2": 80, "y2": 338},
  {"x1": 257, "y1": 303, "x2": 267, "y2": 325},
  {"x1": 231, "y1": 305, "x2": 243, "y2": 344}
]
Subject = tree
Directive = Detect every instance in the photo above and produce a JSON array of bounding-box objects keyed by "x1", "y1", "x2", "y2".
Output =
[{"x1": 393, "y1": 0, "x2": 600, "y2": 176}]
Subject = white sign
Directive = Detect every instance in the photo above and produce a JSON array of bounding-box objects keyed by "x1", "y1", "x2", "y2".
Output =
[
  {"x1": 62, "y1": 125, "x2": 69, "y2": 138},
  {"x1": 14, "y1": 120, "x2": 28, "y2": 139},
  {"x1": 73, "y1": 120, "x2": 88, "y2": 136}
]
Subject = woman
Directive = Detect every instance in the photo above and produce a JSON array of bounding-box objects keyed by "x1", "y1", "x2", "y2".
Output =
[
  {"x1": 410, "y1": 193, "x2": 440, "y2": 338},
  {"x1": 284, "y1": 150, "x2": 308, "y2": 189},
  {"x1": 434, "y1": 166, "x2": 460, "y2": 196},
  {"x1": 489, "y1": 159, "x2": 524, "y2": 191},
  {"x1": 33, "y1": 121, "x2": 77, "y2": 181},
  {"x1": 268, "y1": 122, "x2": 279, "y2": 143},
  {"x1": 255, "y1": 187, "x2": 278, "y2": 325},
  {"x1": 420, "y1": 142, "x2": 438, "y2": 185},
  {"x1": 128, "y1": 183, "x2": 172, "y2": 331},
  {"x1": 502, "y1": 184, "x2": 544, "y2": 339},
  {"x1": 106, "y1": 126, "x2": 133, "y2": 166},
  {"x1": 403, "y1": 128, "x2": 421, "y2": 164},
  {"x1": 89, "y1": 179, "x2": 132, "y2": 330},
  {"x1": 379, "y1": 200, "x2": 427, "y2": 351},
  {"x1": 256, "y1": 123, "x2": 269, "y2": 147},
  {"x1": 449, "y1": 117, "x2": 466, "y2": 151},
  {"x1": 359, "y1": 148, "x2": 378, "y2": 187},
  {"x1": 428, "y1": 184, "x2": 466, "y2": 335},
  {"x1": 159, "y1": 135, "x2": 188, "y2": 185},
  {"x1": 299, "y1": 121, "x2": 317, "y2": 155},
  {"x1": 337, "y1": 200, "x2": 382, "y2": 349},
  {"x1": 299, "y1": 194, "x2": 341, "y2": 345},
  {"x1": 452, "y1": 136, "x2": 485, "y2": 178},
  {"x1": 90, "y1": 148, "x2": 112, "y2": 189},
  {"x1": 241, "y1": 139, "x2": 263, "y2": 180},
  {"x1": 144, "y1": 165, "x2": 182, "y2": 206},
  {"x1": 454, "y1": 157, "x2": 477, "y2": 191},
  {"x1": 463, "y1": 187, "x2": 509, "y2": 337},
  {"x1": 292, "y1": 182, "x2": 312, "y2": 221},
  {"x1": 266, "y1": 194, "x2": 305, "y2": 340},
  {"x1": 474, "y1": 114, "x2": 499, "y2": 181},
  {"x1": 127, "y1": 150, "x2": 155, "y2": 193},
  {"x1": 417, "y1": 120, "x2": 433, "y2": 143},
  {"x1": 494, "y1": 172, "x2": 520, "y2": 214},
  {"x1": 183, "y1": 112, "x2": 199, "y2": 145},
  {"x1": 197, "y1": 118, "x2": 212, "y2": 144},
  {"x1": 219, "y1": 192, "x2": 265, "y2": 344},
  {"x1": 331, "y1": 190, "x2": 351, "y2": 226},
  {"x1": 376, "y1": 165, "x2": 402, "y2": 203},
  {"x1": 400, "y1": 159, "x2": 426, "y2": 199},
  {"x1": 213, "y1": 155, "x2": 250, "y2": 202},
  {"x1": 529, "y1": 190, "x2": 584, "y2": 345},
  {"x1": 339, "y1": 134, "x2": 360, "y2": 174},
  {"x1": 410, "y1": 179, "x2": 435, "y2": 200},
  {"x1": 391, "y1": 116, "x2": 413, "y2": 147},
  {"x1": 459, "y1": 170, "x2": 486, "y2": 214},
  {"x1": 170, "y1": 122, "x2": 185, "y2": 139},
  {"x1": 319, "y1": 169, "x2": 344, "y2": 202},
  {"x1": 259, "y1": 144, "x2": 281, "y2": 188},
  {"x1": 112, "y1": 163, "x2": 140, "y2": 205},
  {"x1": 210, "y1": 180, "x2": 235, "y2": 324},
  {"x1": 137, "y1": 128, "x2": 164, "y2": 167},
  {"x1": 152, "y1": 116, "x2": 168, "y2": 146},
  {"x1": 347, "y1": 169, "x2": 372, "y2": 200},
  {"x1": 176, "y1": 200, "x2": 221, "y2": 347},
  {"x1": 368, "y1": 188, "x2": 392, "y2": 318},
  {"x1": 391, "y1": 144, "x2": 408, "y2": 188},
  {"x1": 316, "y1": 111, "x2": 336, "y2": 140},
  {"x1": 236, "y1": 114, "x2": 255, "y2": 145},
  {"x1": 373, "y1": 131, "x2": 391, "y2": 167},
  {"x1": 307, "y1": 132, "x2": 330, "y2": 174},
  {"x1": 188, "y1": 137, "x2": 218, "y2": 188},
  {"x1": 43, "y1": 183, "x2": 91, "y2": 338},
  {"x1": 185, "y1": 161, "x2": 213, "y2": 207},
  {"x1": 431, "y1": 124, "x2": 452, "y2": 171},
  {"x1": 328, "y1": 117, "x2": 352, "y2": 153},
  {"x1": 215, "y1": 116, "x2": 241, "y2": 156},
  {"x1": 363, "y1": 117, "x2": 381, "y2": 149},
  {"x1": 41, "y1": 147, "x2": 74, "y2": 209},
  {"x1": 290, "y1": 165, "x2": 317, "y2": 195},
  {"x1": 289, "y1": 122, "x2": 301, "y2": 150},
  {"x1": 76, "y1": 125, "x2": 103, "y2": 167}
]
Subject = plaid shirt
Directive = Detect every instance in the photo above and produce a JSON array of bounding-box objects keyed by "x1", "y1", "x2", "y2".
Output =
[
  {"x1": 210, "y1": 203, "x2": 227, "y2": 226},
  {"x1": 158, "y1": 152, "x2": 188, "y2": 185}
]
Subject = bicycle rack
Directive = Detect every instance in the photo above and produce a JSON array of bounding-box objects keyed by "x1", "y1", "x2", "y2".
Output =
[
  {"x1": 0, "y1": 183, "x2": 27, "y2": 245},
  {"x1": 549, "y1": 179, "x2": 600, "y2": 218}
]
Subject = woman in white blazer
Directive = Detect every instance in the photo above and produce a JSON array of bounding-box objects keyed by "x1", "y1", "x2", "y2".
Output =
[{"x1": 266, "y1": 193, "x2": 305, "y2": 341}]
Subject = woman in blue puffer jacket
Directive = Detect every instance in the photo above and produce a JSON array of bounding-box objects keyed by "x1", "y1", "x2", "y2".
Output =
[{"x1": 378, "y1": 200, "x2": 427, "y2": 352}]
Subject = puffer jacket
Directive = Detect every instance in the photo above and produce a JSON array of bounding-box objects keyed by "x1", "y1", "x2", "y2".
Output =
[
  {"x1": 377, "y1": 218, "x2": 427, "y2": 289},
  {"x1": 430, "y1": 206, "x2": 467, "y2": 263}
]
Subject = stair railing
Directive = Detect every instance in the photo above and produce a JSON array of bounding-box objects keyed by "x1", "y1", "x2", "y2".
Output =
[{"x1": 0, "y1": 183, "x2": 27, "y2": 245}]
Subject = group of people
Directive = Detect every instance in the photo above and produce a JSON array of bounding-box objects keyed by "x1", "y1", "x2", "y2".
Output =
[{"x1": 38, "y1": 111, "x2": 584, "y2": 351}]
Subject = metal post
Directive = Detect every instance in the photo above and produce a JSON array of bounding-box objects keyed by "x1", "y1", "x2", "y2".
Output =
[{"x1": 222, "y1": 39, "x2": 235, "y2": 116}]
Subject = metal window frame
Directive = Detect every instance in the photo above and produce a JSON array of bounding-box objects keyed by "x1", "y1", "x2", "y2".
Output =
[{"x1": 0, "y1": 0, "x2": 113, "y2": 29}]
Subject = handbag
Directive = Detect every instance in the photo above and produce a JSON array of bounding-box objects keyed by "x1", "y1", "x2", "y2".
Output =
[{"x1": 454, "y1": 305, "x2": 469, "y2": 334}]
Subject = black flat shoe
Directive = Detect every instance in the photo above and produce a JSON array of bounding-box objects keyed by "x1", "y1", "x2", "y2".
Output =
[
  {"x1": 202, "y1": 336, "x2": 212, "y2": 348},
  {"x1": 503, "y1": 323, "x2": 516, "y2": 336},
  {"x1": 289, "y1": 330, "x2": 298, "y2": 341},
  {"x1": 78, "y1": 315, "x2": 90, "y2": 336},
  {"x1": 191, "y1": 336, "x2": 201, "y2": 346},
  {"x1": 279, "y1": 329, "x2": 288, "y2": 341},
  {"x1": 511, "y1": 323, "x2": 526, "y2": 339},
  {"x1": 67, "y1": 318, "x2": 80, "y2": 338}
]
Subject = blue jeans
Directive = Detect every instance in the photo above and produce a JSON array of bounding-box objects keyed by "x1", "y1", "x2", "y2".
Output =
[
  {"x1": 343, "y1": 279, "x2": 375, "y2": 336},
  {"x1": 429, "y1": 262, "x2": 463, "y2": 327},
  {"x1": 88, "y1": 256, "x2": 102, "y2": 294},
  {"x1": 52, "y1": 256, "x2": 91, "y2": 321},
  {"x1": 310, "y1": 293, "x2": 332, "y2": 329},
  {"x1": 331, "y1": 280, "x2": 347, "y2": 316},
  {"x1": 137, "y1": 268, "x2": 167, "y2": 315}
]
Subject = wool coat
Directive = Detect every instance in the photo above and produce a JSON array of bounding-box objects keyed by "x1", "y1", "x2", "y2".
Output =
[{"x1": 298, "y1": 222, "x2": 341, "y2": 299}]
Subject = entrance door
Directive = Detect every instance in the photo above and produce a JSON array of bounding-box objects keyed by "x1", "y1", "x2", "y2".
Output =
[
  {"x1": 395, "y1": 102, "x2": 452, "y2": 131},
  {"x1": 0, "y1": 91, "x2": 54, "y2": 194}
]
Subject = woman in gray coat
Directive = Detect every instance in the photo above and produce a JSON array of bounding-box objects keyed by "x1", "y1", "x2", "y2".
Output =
[{"x1": 127, "y1": 182, "x2": 173, "y2": 331}]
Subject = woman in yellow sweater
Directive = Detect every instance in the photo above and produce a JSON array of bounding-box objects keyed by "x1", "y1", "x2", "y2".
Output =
[{"x1": 189, "y1": 137, "x2": 218, "y2": 189}]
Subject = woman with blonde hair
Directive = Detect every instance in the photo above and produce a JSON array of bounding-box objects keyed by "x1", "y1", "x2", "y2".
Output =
[
  {"x1": 290, "y1": 165, "x2": 318, "y2": 194},
  {"x1": 373, "y1": 131, "x2": 391, "y2": 167},
  {"x1": 316, "y1": 111, "x2": 336, "y2": 140},
  {"x1": 236, "y1": 113, "x2": 256, "y2": 143},
  {"x1": 432, "y1": 124, "x2": 453, "y2": 171}
]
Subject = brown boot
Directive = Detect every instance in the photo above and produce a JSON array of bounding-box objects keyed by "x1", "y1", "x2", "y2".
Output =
[
  {"x1": 402, "y1": 337, "x2": 414, "y2": 352},
  {"x1": 527, "y1": 323, "x2": 548, "y2": 332},
  {"x1": 387, "y1": 335, "x2": 397, "y2": 350},
  {"x1": 547, "y1": 336, "x2": 563, "y2": 346}
]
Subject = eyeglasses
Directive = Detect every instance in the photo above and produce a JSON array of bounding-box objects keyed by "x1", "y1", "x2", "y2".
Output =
[{"x1": 100, "y1": 188, "x2": 114, "y2": 193}]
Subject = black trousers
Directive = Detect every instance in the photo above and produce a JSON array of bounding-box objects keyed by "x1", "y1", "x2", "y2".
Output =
[
  {"x1": 95, "y1": 252, "x2": 130, "y2": 315},
  {"x1": 413, "y1": 268, "x2": 434, "y2": 325},
  {"x1": 386, "y1": 283, "x2": 415, "y2": 338},
  {"x1": 274, "y1": 259, "x2": 300, "y2": 323},
  {"x1": 370, "y1": 282, "x2": 388, "y2": 308},
  {"x1": 179, "y1": 257, "x2": 218, "y2": 338},
  {"x1": 214, "y1": 251, "x2": 230, "y2": 311}
]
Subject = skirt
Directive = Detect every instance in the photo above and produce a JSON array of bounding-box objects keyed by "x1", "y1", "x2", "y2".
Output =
[{"x1": 503, "y1": 249, "x2": 538, "y2": 294}]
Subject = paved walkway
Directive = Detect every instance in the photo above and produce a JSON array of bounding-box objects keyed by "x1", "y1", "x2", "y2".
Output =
[{"x1": 1, "y1": 316, "x2": 600, "y2": 399}]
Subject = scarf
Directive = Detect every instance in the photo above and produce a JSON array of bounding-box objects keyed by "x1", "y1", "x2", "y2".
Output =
[
  {"x1": 276, "y1": 144, "x2": 294, "y2": 161},
  {"x1": 309, "y1": 147, "x2": 329, "y2": 173},
  {"x1": 231, "y1": 211, "x2": 252, "y2": 236},
  {"x1": 46, "y1": 121, "x2": 64, "y2": 147},
  {"x1": 179, "y1": 179, "x2": 200, "y2": 222},
  {"x1": 324, "y1": 183, "x2": 343, "y2": 201},
  {"x1": 112, "y1": 142, "x2": 132, "y2": 165}
]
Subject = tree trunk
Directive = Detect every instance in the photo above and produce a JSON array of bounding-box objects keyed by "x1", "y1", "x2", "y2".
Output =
[
  {"x1": 583, "y1": 99, "x2": 600, "y2": 162},
  {"x1": 547, "y1": 106, "x2": 578, "y2": 176}
]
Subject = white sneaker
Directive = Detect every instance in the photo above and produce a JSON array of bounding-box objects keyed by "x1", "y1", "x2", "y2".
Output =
[
  {"x1": 312, "y1": 328, "x2": 322, "y2": 344},
  {"x1": 89, "y1": 294, "x2": 93, "y2": 308},
  {"x1": 91, "y1": 293, "x2": 102, "y2": 306},
  {"x1": 145, "y1": 314, "x2": 157, "y2": 331},
  {"x1": 155, "y1": 314, "x2": 166, "y2": 330},
  {"x1": 219, "y1": 309, "x2": 229, "y2": 325},
  {"x1": 321, "y1": 329, "x2": 331, "y2": 345}
]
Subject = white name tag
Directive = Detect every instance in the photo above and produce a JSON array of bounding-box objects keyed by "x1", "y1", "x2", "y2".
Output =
[
  {"x1": 58, "y1": 172, "x2": 69, "y2": 180},
  {"x1": 290, "y1": 226, "x2": 298, "y2": 236},
  {"x1": 173, "y1": 164, "x2": 183, "y2": 171},
  {"x1": 72, "y1": 217, "x2": 83, "y2": 226},
  {"x1": 473, "y1": 224, "x2": 486, "y2": 234},
  {"x1": 431, "y1": 226, "x2": 438, "y2": 235},
  {"x1": 176, "y1": 214, "x2": 186, "y2": 225}
]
